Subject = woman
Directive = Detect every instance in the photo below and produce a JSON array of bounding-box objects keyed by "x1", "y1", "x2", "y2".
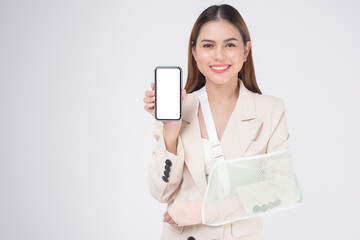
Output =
[{"x1": 143, "y1": 4, "x2": 290, "y2": 240}]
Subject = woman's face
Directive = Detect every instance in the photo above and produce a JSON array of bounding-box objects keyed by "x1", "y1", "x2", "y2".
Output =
[{"x1": 192, "y1": 20, "x2": 251, "y2": 85}]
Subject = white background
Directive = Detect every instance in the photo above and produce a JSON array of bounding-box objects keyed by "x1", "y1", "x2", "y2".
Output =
[{"x1": 0, "y1": 0, "x2": 359, "y2": 239}]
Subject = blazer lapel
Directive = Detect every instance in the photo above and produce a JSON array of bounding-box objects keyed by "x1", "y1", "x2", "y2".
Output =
[
  {"x1": 181, "y1": 79, "x2": 263, "y2": 196},
  {"x1": 221, "y1": 80, "x2": 264, "y2": 159}
]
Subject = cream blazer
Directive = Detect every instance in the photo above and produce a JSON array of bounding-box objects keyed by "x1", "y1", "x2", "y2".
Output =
[{"x1": 147, "y1": 79, "x2": 290, "y2": 239}]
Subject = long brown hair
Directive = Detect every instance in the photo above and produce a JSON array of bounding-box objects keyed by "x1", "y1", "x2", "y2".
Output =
[{"x1": 185, "y1": 4, "x2": 262, "y2": 94}]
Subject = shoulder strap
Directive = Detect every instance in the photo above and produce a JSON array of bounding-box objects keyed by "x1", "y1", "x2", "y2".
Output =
[{"x1": 198, "y1": 86, "x2": 225, "y2": 162}]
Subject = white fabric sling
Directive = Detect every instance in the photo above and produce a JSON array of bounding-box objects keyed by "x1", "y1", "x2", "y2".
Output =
[{"x1": 197, "y1": 85, "x2": 303, "y2": 226}]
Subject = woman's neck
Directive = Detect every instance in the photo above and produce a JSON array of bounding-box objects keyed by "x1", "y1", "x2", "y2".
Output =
[{"x1": 205, "y1": 78, "x2": 240, "y2": 104}]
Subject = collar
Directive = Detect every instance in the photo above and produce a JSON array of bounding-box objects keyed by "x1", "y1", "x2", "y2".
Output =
[{"x1": 182, "y1": 79, "x2": 257, "y2": 124}]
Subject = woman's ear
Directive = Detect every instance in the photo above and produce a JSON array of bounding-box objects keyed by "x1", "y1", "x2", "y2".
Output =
[
  {"x1": 244, "y1": 41, "x2": 251, "y2": 60},
  {"x1": 192, "y1": 46, "x2": 197, "y2": 62}
]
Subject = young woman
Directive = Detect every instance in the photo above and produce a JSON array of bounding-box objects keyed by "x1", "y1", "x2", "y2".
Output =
[{"x1": 143, "y1": 4, "x2": 290, "y2": 240}]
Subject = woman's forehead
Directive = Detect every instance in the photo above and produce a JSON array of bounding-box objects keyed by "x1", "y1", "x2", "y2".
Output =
[{"x1": 198, "y1": 20, "x2": 241, "y2": 41}]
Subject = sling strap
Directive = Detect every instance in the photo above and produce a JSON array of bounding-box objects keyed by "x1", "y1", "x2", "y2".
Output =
[
  {"x1": 198, "y1": 85, "x2": 231, "y2": 198},
  {"x1": 197, "y1": 85, "x2": 225, "y2": 162}
]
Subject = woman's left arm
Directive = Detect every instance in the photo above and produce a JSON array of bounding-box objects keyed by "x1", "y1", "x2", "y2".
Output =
[{"x1": 233, "y1": 98, "x2": 297, "y2": 215}]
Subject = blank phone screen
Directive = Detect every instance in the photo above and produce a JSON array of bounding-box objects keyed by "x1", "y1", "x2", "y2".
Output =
[{"x1": 155, "y1": 67, "x2": 181, "y2": 120}]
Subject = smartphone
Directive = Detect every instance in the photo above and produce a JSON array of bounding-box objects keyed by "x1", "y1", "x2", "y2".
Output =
[{"x1": 154, "y1": 66, "x2": 182, "y2": 121}]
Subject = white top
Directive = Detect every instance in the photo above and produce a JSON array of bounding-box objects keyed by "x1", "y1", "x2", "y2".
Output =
[{"x1": 202, "y1": 138, "x2": 216, "y2": 182}]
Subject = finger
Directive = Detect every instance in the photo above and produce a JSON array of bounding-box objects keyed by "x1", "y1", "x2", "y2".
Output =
[
  {"x1": 163, "y1": 214, "x2": 171, "y2": 222},
  {"x1": 168, "y1": 218, "x2": 177, "y2": 225},
  {"x1": 145, "y1": 90, "x2": 155, "y2": 97},
  {"x1": 182, "y1": 89, "x2": 187, "y2": 101},
  {"x1": 151, "y1": 82, "x2": 154, "y2": 90},
  {"x1": 144, "y1": 103, "x2": 154, "y2": 111},
  {"x1": 170, "y1": 222, "x2": 179, "y2": 227},
  {"x1": 144, "y1": 103, "x2": 155, "y2": 110},
  {"x1": 143, "y1": 96, "x2": 155, "y2": 104}
]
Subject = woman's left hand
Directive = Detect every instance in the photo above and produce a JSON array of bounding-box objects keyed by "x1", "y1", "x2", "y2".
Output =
[{"x1": 163, "y1": 211, "x2": 179, "y2": 227}]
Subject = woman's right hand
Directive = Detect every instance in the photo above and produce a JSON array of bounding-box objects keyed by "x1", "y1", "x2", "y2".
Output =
[{"x1": 144, "y1": 82, "x2": 187, "y2": 141}]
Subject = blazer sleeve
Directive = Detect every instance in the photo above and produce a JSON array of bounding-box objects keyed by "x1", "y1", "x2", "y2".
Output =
[
  {"x1": 233, "y1": 98, "x2": 297, "y2": 215},
  {"x1": 147, "y1": 120, "x2": 185, "y2": 203}
]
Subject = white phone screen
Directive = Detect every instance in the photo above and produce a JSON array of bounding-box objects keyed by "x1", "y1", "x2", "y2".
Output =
[{"x1": 155, "y1": 67, "x2": 181, "y2": 121}]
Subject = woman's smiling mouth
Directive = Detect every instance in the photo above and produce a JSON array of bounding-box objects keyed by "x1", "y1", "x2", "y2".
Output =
[{"x1": 210, "y1": 64, "x2": 231, "y2": 73}]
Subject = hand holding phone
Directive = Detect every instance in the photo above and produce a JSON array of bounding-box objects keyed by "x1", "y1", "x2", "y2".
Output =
[{"x1": 143, "y1": 66, "x2": 187, "y2": 145}]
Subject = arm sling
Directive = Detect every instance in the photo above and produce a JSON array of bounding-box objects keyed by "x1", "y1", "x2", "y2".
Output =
[{"x1": 198, "y1": 86, "x2": 303, "y2": 226}]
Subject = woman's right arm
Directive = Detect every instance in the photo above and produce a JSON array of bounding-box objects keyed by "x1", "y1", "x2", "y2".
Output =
[
  {"x1": 144, "y1": 82, "x2": 187, "y2": 203},
  {"x1": 147, "y1": 120, "x2": 185, "y2": 203}
]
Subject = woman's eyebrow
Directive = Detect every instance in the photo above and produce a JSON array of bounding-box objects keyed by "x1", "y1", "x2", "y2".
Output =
[{"x1": 200, "y1": 38, "x2": 239, "y2": 43}]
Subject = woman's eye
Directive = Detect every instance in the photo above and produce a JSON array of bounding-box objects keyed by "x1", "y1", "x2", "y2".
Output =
[{"x1": 203, "y1": 43, "x2": 235, "y2": 48}]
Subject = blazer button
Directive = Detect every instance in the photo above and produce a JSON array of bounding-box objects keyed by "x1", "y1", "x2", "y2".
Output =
[
  {"x1": 164, "y1": 170, "x2": 170, "y2": 177},
  {"x1": 162, "y1": 176, "x2": 168, "y2": 182},
  {"x1": 165, "y1": 165, "x2": 171, "y2": 171},
  {"x1": 187, "y1": 237, "x2": 195, "y2": 240},
  {"x1": 165, "y1": 159, "x2": 172, "y2": 166}
]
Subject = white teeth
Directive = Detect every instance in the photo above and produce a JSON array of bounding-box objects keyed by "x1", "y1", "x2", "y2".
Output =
[{"x1": 211, "y1": 65, "x2": 230, "y2": 70}]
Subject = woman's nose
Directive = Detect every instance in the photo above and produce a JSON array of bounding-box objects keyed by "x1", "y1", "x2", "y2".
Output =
[{"x1": 214, "y1": 47, "x2": 225, "y2": 60}]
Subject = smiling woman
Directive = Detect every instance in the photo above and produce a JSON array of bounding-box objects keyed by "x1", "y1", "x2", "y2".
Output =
[
  {"x1": 144, "y1": 3, "x2": 295, "y2": 240},
  {"x1": 192, "y1": 23, "x2": 250, "y2": 83},
  {"x1": 186, "y1": 5, "x2": 261, "y2": 95}
]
